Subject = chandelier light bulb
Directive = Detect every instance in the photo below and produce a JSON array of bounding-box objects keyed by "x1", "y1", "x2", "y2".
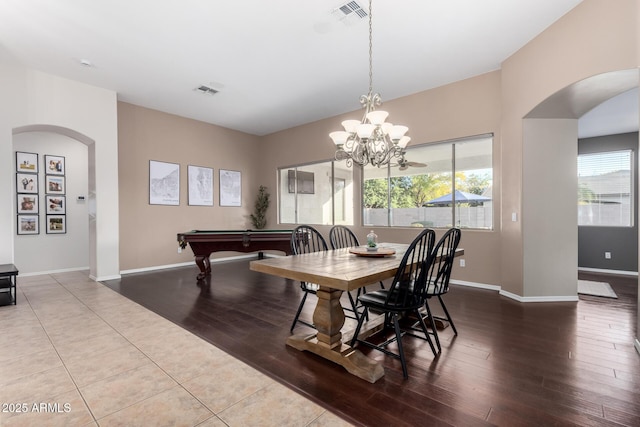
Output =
[
  {"x1": 356, "y1": 123, "x2": 376, "y2": 139},
  {"x1": 329, "y1": 131, "x2": 349, "y2": 146},
  {"x1": 389, "y1": 125, "x2": 409, "y2": 141},
  {"x1": 380, "y1": 122, "x2": 393, "y2": 134},
  {"x1": 341, "y1": 120, "x2": 361, "y2": 133},
  {"x1": 366, "y1": 110, "x2": 389, "y2": 125},
  {"x1": 398, "y1": 136, "x2": 411, "y2": 148}
]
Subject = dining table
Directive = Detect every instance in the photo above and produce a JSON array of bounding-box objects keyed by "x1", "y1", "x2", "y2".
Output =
[{"x1": 249, "y1": 242, "x2": 463, "y2": 383}]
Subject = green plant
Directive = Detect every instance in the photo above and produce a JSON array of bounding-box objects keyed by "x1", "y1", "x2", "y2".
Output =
[{"x1": 250, "y1": 185, "x2": 270, "y2": 229}]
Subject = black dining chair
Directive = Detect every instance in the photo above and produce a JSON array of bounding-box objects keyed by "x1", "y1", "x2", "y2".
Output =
[
  {"x1": 329, "y1": 226, "x2": 385, "y2": 292},
  {"x1": 329, "y1": 225, "x2": 385, "y2": 321},
  {"x1": 417, "y1": 227, "x2": 462, "y2": 353},
  {"x1": 289, "y1": 225, "x2": 360, "y2": 332},
  {"x1": 350, "y1": 228, "x2": 437, "y2": 379}
]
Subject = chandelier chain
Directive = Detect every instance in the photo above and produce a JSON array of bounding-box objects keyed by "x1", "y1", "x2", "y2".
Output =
[
  {"x1": 329, "y1": 0, "x2": 411, "y2": 168},
  {"x1": 368, "y1": 0, "x2": 373, "y2": 98}
]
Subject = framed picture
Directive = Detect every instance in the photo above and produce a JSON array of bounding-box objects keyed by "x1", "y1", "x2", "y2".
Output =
[
  {"x1": 17, "y1": 194, "x2": 38, "y2": 214},
  {"x1": 17, "y1": 215, "x2": 39, "y2": 235},
  {"x1": 46, "y1": 215, "x2": 66, "y2": 234},
  {"x1": 219, "y1": 169, "x2": 241, "y2": 207},
  {"x1": 188, "y1": 165, "x2": 214, "y2": 206},
  {"x1": 45, "y1": 195, "x2": 65, "y2": 214},
  {"x1": 45, "y1": 175, "x2": 65, "y2": 194},
  {"x1": 149, "y1": 160, "x2": 180, "y2": 205},
  {"x1": 44, "y1": 155, "x2": 65, "y2": 175},
  {"x1": 16, "y1": 173, "x2": 38, "y2": 194},
  {"x1": 16, "y1": 151, "x2": 38, "y2": 173}
]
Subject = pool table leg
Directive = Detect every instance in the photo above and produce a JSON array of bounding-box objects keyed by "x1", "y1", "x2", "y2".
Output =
[{"x1": 195, "y1": 255, "x2": 211, "y2": 280}]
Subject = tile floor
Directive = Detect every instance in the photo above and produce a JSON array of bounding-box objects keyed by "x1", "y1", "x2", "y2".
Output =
[{"x1": 0, "y1": 271, "x2": 353, "y2": 427}]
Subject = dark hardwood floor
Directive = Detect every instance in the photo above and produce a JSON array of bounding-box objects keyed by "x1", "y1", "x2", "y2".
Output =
[{"x1": 103, "y1": 260, "x2": 640, "y2": 426}]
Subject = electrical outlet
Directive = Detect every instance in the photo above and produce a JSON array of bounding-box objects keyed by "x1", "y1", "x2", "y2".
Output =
[
  {"x1": 605, "y1": 252, "x2": 611, "y2": 259},
  {"x1": 178, "y1": 247, "x2": 182, "y2": 254},
  {"x1": 459, "y1": 259, "x2": 465, "y2": 267}
]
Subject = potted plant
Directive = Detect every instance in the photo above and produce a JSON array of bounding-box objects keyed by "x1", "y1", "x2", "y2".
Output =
[{"x1": 250, "y1": 185, "x2": 270, "y2": 229}]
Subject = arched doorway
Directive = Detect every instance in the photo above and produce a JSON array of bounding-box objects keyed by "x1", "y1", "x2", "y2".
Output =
[
  {"x1": 13, "y1": 124, "x2": 98, "y2": 277},
  {"x1": 522, "y1": 69, "x2": 639, "y2": 352}
]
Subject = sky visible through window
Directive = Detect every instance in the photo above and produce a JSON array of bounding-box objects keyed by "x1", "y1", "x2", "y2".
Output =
[{"x1": 577, "y1": 150, "x2": 630, "y2": 177}]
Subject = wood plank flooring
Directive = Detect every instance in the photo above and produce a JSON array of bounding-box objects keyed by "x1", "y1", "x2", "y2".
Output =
[{"x1": 104, "y1": 261, "x2": 639, "y2": 427}]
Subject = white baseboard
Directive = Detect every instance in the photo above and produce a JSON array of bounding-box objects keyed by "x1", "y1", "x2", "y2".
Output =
[
  {"x1": 499, "y1": 289, "x2": 579, "y2": 303},
  {"x1": 449, "y1": 279, "x2": 500, "y2": 292},
  {"x1": 118, "y1": 253, "x2": 276, "y2": 276},
  {"x1": 578, "y1": 267, "x2": 638, "y2": 277},
  {"x1": 92, "y1": 274, "x2": 122, "y2": 282},
  {"x1": 120, "y1": 261, "x2": 195, "y2": 275},
  {"x1": 451, "y1": 279, "x2": 579, "y2": 303}
]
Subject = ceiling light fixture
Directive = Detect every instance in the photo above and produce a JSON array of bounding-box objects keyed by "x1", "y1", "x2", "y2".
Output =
[{"x1": 329, "y1": 0, "x2": 410, "y2": 168}]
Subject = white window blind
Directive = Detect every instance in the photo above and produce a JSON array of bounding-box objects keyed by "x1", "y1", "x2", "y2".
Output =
[{"x1": 577, "y1": 150, "x2": 633, "y2": 227}]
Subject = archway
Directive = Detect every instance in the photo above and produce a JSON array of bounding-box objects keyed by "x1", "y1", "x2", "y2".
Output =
[
  {"x1": 522, "y1": 69, "x2": 639, "y2": 350},
  {"x1": 13, "y1": 124, "x2": 98, "y2": 278}
]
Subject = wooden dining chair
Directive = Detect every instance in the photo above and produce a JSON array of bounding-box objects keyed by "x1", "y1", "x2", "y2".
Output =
[{"x1": 350, "y1": 228, "x2": 437, "y2": 379}]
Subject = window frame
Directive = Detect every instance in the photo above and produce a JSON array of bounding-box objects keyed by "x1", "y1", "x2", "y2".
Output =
[
  {"x1": 577, "y1": 148, "x2": 634, "y2": 228},
  {"x1": 361, "y1": 134, "x2": 494, "y2": 230},
  {"x1": 277, "y1": 160, "x2": 354, "y2": 226}
]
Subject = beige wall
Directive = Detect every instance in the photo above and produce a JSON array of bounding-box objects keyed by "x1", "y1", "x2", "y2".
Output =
[
  {"x1": 259, "y1": 71, "x2": 503, "y2": 287},
  {"x1": 115, "y1": 0, "x2": 639, "y2": 303},
  {"x1": 501, "y1": 0, "x2": 639, "y2": 296},
  {"x1": 117, "y1": 72, "x2": 503, "y2": 286},
  {"x1": 117, "y1": 103, "x2": 262, "y2": 271},
  {"x1": 0, "y1": 67, "x2": 119, "y2": 280}
]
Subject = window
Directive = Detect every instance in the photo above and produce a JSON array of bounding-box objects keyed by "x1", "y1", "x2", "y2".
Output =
[
  {"x1": 278, "y1": 161, "x2": 354, "y2": 225},
  {"x1": 363, "y1": 135, "x2": 493, "y2": 229},
  {"x1": 578, "y1": 150, "x2": 633, "y2": 227}
]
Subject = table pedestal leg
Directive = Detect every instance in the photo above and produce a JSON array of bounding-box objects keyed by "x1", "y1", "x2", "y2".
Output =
[{"x1": 286, "y1": 287, "x2": 385, "y2": 383}]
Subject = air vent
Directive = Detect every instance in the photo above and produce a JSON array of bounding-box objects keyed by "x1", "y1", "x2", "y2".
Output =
[
  {"x1": 194, "y1": 85, "x2": 219, "y2": 95},
  {"x1": 331, "y1": 1, "x2": 367, "y2": 25}
]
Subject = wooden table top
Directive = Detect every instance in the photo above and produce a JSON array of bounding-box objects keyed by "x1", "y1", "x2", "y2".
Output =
[{"x1": 250, "y1": 243, "x2": 463, "y2": 292}]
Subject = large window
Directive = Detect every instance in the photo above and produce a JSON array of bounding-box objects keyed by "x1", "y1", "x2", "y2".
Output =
[
  {"x1": 363, "y1": 135, "x2": 493, "y2": 229},
  {"x1": 578, "y1": 150, "x2": 633, "y2": 227},
  {"x1": 279, "y1": 161, "x2": 354, "y2": 225}
]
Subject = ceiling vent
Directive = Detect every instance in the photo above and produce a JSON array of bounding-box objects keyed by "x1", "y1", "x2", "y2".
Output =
[
  {"x1": 194, "y1": 85, "x2": 219, "y2": 96},
  {"x1": 331, "y1": 1, "x2": 368, "y2": 26}
]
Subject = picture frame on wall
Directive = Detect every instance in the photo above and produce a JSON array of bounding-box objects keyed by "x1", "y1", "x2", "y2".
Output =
[
  {"x1": 44, "y1": 155, "x2": 65, "y2": 175},
  {"x1": 17, "y1": 194, "x2": 38, "y2": 214},
  {"x1": 16, "y1": 151, "x2": 39, "y2": 173},
  {"x1": 219, "y1": 169, "x2": 241, "y2": 207},
  {"x1": 46, "y1": 215, "x2": 66, "y2": 234},
  {"x1": 45, "y1": 175, "x2": 65, "y2": 194},
  {"x1": 149, "y1": 160, "x2": 180, "y2": 205},
  {"x1": 45, "y1": 195, "x2": 65, "y2": 214},
  {"x1": 16, "y1": 173, "x2": 38, "y2": 194},
  {"x1": 17, "y1": 215, "x2": 39, "y2": 235},
  {"x1": 188, "y1": 165, "x2": 214, "y2": 206}
]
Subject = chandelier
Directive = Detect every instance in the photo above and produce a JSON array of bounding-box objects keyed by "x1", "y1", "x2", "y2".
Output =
[{"x1": 329, "y1": 0, "x2": 410, "y2": 168}]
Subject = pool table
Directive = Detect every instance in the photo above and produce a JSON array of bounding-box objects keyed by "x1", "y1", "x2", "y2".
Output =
[{"x1": 177, "y1": 229, "x2": 293, "y2": 280}]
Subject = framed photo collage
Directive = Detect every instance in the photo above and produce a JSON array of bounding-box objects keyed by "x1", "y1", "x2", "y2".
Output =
[{"x1": 16, "y1": 151, "x2": 67, "y2": 235}]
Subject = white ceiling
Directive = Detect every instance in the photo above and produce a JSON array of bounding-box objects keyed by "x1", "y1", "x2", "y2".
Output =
[{"x1": 3, "y1": 0, "x2": 633, "y2": 138}]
